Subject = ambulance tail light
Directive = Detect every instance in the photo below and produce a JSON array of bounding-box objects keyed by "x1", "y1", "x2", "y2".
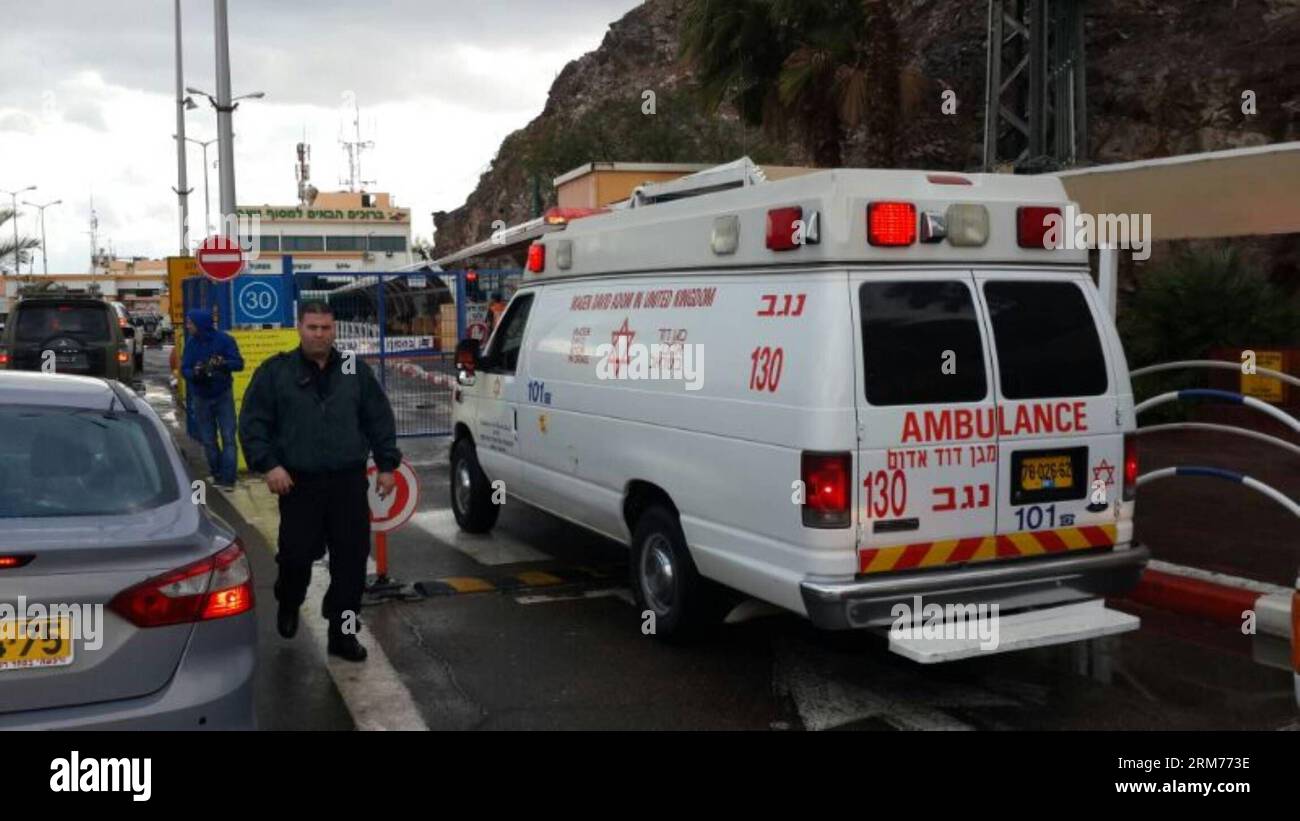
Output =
[
  {"x1": 1123, "y1": 434, "x2": 1138, "y2": 502},
  {"x1": 526, "y1": 242, "x2": 545, "y2": 273},
  {"x1": 802, "y1": 451, "x2": 852, "y2": 528},
  {"x1": 867, "y1": 202, "x2": 916, "y2": 246},
  {"x1": 1016, "y1": 206, "x2": 1062, "y2": 249}
]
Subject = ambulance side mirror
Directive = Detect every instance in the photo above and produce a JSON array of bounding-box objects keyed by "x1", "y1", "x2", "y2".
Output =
[{"x1": 456, "y1": 338, "x2": 480, "y2": 385}]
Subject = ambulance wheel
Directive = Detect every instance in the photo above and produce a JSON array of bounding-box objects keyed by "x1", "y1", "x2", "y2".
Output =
[
  {"x1": 630, "y1": 506, "x2": 727, "y2": 640},
  {"x1": 450, "y1": 438, "x2": 499, "y2": 533}
]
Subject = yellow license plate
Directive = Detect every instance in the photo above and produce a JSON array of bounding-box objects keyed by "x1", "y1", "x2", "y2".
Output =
[
  {"x1": 0, "y1": 617, "x2": 74, "y2": 671},
  {"x1": 1020, "y1": 455, "x2": 1074, "y2": 491}
]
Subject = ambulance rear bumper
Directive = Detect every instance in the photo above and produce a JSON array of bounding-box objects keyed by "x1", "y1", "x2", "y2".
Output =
[{"x1": 800, "y1": 544, "x2": 1150, "y2": 630}]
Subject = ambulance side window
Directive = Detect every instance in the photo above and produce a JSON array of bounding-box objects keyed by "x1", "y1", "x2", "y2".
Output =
[
  {"x1": 481, "y1": 294, "x2": 534, "y2": 375},
  {"x1": 860, "y1": 281, "x2": 987, "y2": 406},
  {"x1": 982, "y1": 281, "x2": 1107, "y2": 399}
]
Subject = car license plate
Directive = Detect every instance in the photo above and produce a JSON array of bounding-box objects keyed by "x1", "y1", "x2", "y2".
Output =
[
  {"x1": 1020, "y1": 455, "x2": 1074, "y2": 490},
  {"x1": 0, "y1": 617, "x2": 74, "y2": 671}
]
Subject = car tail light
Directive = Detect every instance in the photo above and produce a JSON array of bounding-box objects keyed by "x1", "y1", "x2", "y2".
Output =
[
  {"x1": 802, "y1": 451, "x2": 852, "y2": 528},
  {"x1": 0, "y1": 348, "x2": 8, "y2": 367},
  {"x1": 1016, "y1": 206, "x2": 1062, "y2": 249},
  {"x1": 766, "y1": 206, "x2": 803, "y2": 251},
  {"x1": 109, "y1": 541, "x2": 254, "y2": 628},
  {"x1": 526, "y1": 242, "x2": 545, "y2": 273},
  {"x1": 867, "y1": 202, "x2": 916, "y2": 246},
  {"x1": 1123, "y1": 434, "x2": 1138, "y2": 501},
  {"x1": 0, "y1": 555, "x2": 34, "y2": 569}
]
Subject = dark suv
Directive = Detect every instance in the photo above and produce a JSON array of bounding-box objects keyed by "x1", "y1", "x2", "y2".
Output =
[{"x1": 0, "y1": 297, "x2": 140, "y2": 386}]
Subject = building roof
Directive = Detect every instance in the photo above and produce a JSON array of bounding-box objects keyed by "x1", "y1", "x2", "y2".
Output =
[{"x1": 1057, "y1": 141, "x2": 1300, "y2": 241}]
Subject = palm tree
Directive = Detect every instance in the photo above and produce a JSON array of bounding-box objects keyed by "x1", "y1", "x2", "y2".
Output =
[
  {"x1": 0, "y1": 208, "x2": 40, "y2": 273},
  {"x1": 681, "y1": 0, "x2": 899, "y2": 167}
]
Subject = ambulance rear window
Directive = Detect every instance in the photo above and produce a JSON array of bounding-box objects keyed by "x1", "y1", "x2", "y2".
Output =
[
  {"x1": 860, "y1": 281, "x2": 987, "y2": 406},
  {"x1": 982, "y1": 280, "x2": 1108, "y2": 399}
]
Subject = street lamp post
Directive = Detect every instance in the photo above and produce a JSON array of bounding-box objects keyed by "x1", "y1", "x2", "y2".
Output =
[
  {"x1": 184, "y1": 83, "x2": 265, "y2": 237},
  {"x1": 22, "y1": 199, "x2": 61, "y2": 276},
  {"x1": 173, "y1": 0, "x2": 195, "y2": 255},
  {"x1": 2, "y1": 185, "x2": 36, "y2": 276},
  {"x1": 176, "y1": 137, "x2": 217, "y2": 235}
]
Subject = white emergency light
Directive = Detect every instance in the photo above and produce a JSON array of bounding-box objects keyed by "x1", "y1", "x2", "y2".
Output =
[{"x1": 945, "y1": 203, "x2": 990, "y2": 247}]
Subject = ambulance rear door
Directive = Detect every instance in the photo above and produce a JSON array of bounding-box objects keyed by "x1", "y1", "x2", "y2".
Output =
[
  {"x1": 852, "y1": 270, "x2": 1001, "y2": 573},
  {"x1": 974, "y1": 270, "x2": 1122, "y2": 553}
]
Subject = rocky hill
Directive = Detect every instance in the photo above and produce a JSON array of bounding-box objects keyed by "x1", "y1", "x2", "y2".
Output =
[{"x1": 432, "y1": 0, "x2": 1300, "y2": 259}]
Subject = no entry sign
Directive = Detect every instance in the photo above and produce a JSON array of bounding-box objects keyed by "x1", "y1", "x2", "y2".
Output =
[
  {"x1": 197, "y1": 235, "x2": 245, "y2": 282},
  {"x1": 367, "y1": 460, "x2": 420, "y2": 533}
]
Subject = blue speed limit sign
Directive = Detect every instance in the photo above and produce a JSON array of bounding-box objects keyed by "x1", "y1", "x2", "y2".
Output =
[{"x1": 235, "y1": 279, "x2": 279, "y2": 323}]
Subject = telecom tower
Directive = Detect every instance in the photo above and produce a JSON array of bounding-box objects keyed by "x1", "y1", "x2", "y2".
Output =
[
  {"x1": 339, "y1": 99, "x2": 375, "y2": 192},
  {"x1": 982, "y1": 0, "x2": 1088, "y2": 171}
]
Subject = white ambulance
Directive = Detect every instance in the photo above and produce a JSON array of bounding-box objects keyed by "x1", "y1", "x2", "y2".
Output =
[{"x1": 450, "y1": 159, "x2": 1148, "y2": 659}]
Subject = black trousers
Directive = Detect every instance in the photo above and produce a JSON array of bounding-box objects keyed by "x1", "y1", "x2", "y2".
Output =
[{"x1": 273, "y1": 468, "x2": 370, "y2": 632}]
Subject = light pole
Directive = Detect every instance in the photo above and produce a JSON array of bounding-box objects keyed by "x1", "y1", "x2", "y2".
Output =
[
  {"x1": 176, "y1": 136, "x2": 217, "y2": 235},
  {"x1": 22, "y1": 199, "x2": 60, "y2": 275},
  {"x1": 2, "y1": 185, "x2": 36, "y2": 276},
  {"x1": 173, "y1": 0, "x2": 195, "y2": 255},
  {"x1": 185, "y1": 85, "x2": 263, "y2": 236}
]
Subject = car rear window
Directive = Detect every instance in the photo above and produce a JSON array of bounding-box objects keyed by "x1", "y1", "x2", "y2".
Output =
[
  {"x1": 982, "y1": 280, "x2": 1108, "y2": 399},
  {"x1": 0, "y1": 406, "x2": 179, "y2": 518},
  {"x1": 860, "y1": 281, "x2": 988, "y2": 406},
  {"x1": 15, "y1": 304, "x2": 112, "y2": 343}
]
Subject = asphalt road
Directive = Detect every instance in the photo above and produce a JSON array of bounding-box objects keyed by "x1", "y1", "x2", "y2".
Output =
[{"x1": 147, "y1": 346, "x2": 1299, "y2": 731}]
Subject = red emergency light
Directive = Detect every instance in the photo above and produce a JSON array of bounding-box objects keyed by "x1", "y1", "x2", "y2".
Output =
[
  {"x1": 1016, "y1": 206, "x2": 1062, "y2": 249},
  {"x1": 867, "y1": 202, "x2": 916, "y2": 246},
  {"x1": 765, "y1": 206, "x2": 803, "y2": 251},
  {"x1": 526, "y1": 242, "x2": 545, "y2": 273}
]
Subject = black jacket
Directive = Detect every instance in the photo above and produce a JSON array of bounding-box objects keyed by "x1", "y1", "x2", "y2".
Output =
[{"x1": 238, "y1": 346, "x2": 402, "y2": 475}]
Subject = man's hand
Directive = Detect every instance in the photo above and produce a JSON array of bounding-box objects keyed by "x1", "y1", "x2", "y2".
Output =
[
  {"x1": 265, "y1": 466, "x2": 294, "y2": 496},
  {"x1": 375, "y1": 471, "x2": 396, "y2": 499}
]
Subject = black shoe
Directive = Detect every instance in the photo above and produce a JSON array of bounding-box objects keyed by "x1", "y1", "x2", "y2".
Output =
[
  {"x1": 327, "y1": 633, "x2": 368, "y2": 662},
  {"x1": 277, "y1": 605, "x2": 299, "y2": 639}
]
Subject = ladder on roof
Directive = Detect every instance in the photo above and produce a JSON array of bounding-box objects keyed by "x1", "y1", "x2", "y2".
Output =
[{"x1": 626, "y1": 156, "x2": 767, "y2": 209}]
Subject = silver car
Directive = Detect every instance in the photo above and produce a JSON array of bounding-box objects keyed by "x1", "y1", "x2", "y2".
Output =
[{"x1": 0, "y1": 371, "x2": 256, "y2": 729}]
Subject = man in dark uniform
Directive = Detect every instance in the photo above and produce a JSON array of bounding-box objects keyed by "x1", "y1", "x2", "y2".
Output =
[{"x1": 238, "y1": 301, "x2": 401, "y2": 662}]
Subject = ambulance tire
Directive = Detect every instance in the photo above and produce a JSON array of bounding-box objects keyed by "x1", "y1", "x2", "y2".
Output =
[
  {"x1": 450, "y1": 438, "x2": 499, "y2": 534},
  {"x1": 630, "y1": 506, "x2": 729, "y2": 641}
]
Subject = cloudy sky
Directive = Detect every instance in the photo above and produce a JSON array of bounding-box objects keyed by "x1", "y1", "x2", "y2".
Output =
[{"x1": 0, "y1": 0, "x2": 642, "y2": 273}]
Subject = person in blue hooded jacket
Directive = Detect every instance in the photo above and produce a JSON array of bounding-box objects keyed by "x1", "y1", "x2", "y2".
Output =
[{"x1": 182, "y1": 308, "x2": 244, "y2": 489}]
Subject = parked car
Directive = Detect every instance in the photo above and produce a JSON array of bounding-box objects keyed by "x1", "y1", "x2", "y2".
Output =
[
  {"x1": 108, "y1": 301, "x2": 145, "y2": 372},
  {"x1": 0, "y1": 296, "x2": 141, "y2": 388},
  {"x1": 0, "y1": 371, "x2": 256, "y2": 729}
]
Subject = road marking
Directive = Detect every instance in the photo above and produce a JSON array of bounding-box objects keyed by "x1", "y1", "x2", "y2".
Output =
[
  {"x1": 408, "y1": 509, "x2": 549, "y2": 565},
  {"x1": 301, "y1": 564, "x2": 430, "y2": 731}
]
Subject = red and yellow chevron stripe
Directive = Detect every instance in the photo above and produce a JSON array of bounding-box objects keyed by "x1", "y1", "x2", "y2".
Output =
[{"x1": 858, "y1": 524, "x2": 1117, "y2": 575}]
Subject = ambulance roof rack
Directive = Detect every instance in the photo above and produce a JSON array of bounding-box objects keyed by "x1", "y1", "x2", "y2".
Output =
[{"x1": 625, "y1": 157, "x2": 768, "y2": 209}]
